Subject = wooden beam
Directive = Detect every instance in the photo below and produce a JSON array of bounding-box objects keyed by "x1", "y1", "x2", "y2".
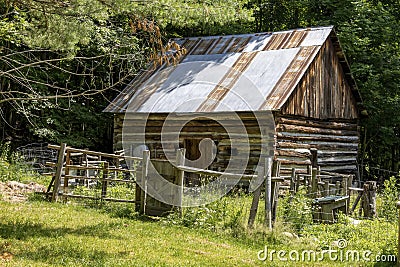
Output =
[{"x1": 51, "y1": 143, "x2": 67, "y2": 202}]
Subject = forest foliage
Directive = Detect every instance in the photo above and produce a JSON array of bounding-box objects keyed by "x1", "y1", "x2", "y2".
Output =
[{"x1": 0, "y1": 0, "x2": 399, "y2": 176}]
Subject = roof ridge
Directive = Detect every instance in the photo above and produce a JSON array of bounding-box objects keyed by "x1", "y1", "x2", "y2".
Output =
[{"x1": 171, "y1": 26, "x2": 334, "y2": 42}]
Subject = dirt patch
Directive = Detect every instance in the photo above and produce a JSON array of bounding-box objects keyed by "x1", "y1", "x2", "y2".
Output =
[{"x1": 0, "y1": 181, "x2": 46, "y2": 202}]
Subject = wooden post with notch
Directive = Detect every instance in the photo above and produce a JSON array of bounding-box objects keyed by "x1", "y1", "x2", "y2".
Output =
[
  {"x1": 140, "y1": 150, "x2": 150, "y2": 214},
  {"x1": 51, "y1": 143, "x2": 67, "y2": 202},
  {"x1": 176, "y1": 148, "x2": 186, "y2": 215}
]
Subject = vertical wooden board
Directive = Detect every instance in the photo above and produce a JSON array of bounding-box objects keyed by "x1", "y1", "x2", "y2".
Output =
[
  {"x1": 280, "y1": 39, "x2": 358, "y2": 120},
  {"x1": 52, "y1": 143, "x2": 67, "y2": 202}
]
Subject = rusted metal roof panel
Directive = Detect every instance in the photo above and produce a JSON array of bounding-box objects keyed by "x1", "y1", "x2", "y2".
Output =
[
  {"x1": 104, "y1": 26, "x2": 337, "y2": 113},
  {"x1": 135, "y1": 53, "x2": 241, "y2": 112}
]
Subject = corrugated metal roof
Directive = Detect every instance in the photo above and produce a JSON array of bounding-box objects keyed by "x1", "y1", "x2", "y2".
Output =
[{"x1": 104, "y1": 26, "x2": 350, "y2": 113}]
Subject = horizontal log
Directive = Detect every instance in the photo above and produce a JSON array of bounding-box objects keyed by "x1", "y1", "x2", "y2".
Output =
[
  {"x1": 277, "y1": 132, "x2": 359, "y2": 143},
  {"x1": 276, "y1": 142, "x2": 311, "y2": 149},
  {"x1": 276, "y1": 116, "x2": 358, "y2": 131},
  {"x1": 317, "y1": 151, "x2": 358, "y2": 157},
  {"x1": 276, "y1": 140, "x2": 359, "y2": 150},
  {"x1": 275, "y1": 159, "x2": 311, "y2": 165},
  {"x1": 318, "y1": 160, "x2": 357, "y2": 166},
  {"x1": 318, "y1": 156, "x2": 357, "y2": 163},
  {"x1": 276, "y1": 124, "x2": 358, "y2": 136},
  {"x1": 320, "y1": 165, "x2": 357, "y2": 173},
  {"x1": 275, "y1": 149, "x2": 311, "y2": 158}
]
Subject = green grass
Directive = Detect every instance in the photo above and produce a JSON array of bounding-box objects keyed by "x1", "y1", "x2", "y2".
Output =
[
  {"x1": 0, "y1": 195, "x2": 397, "y2": 267},
  {"x1": 0, "y1": 201, "x2": 260, "y2": 267},
  {"x1": 0, "y1": 149, "x2": 398, "y2": 267}
]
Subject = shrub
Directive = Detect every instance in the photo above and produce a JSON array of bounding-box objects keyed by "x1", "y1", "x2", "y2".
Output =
[
  {"x1": 280, "y1": 190, "x2": 313, "y2": 232},
  {"x1": 379, "y1": 176, "x2": 399, "y2": 221}
]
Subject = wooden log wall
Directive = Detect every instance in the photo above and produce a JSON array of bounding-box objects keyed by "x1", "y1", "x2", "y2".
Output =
[
  {"x1": 115, "y1": 112, "x2": 359, "y2": 176},
  {"x1": 275, "y1": 115, "x2": 359, "y2": 174},
  {"x1": 114, "y1": 112, "x2": 275, "y2": 174}
]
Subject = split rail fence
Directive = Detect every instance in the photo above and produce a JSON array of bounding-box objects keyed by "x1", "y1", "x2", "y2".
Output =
[{"x1": 45, "y1": 143, "x2": 373, "y2": 226}]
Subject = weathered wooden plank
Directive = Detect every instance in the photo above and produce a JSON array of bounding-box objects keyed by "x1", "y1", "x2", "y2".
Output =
[
  {"x1": 52, "y1": 143, "x2": 67, "y2": 202},
  {"x1": 276, "y1": 132, "x2": 359, "y2": 143},
  {"x1": 48, "y1": 144, "x2": 142, "y2": 161},
  {"x1": 248, "y1": 165, "x2": 265, "y2": 228},
  {"x1": 280, "y1": 39, "x2": 358, "y2": 120},
  {"x1": 276, "y1": 149, "x2": 311, "y2": 158},
  {"x1": 276, "y1": 116, "x2": 358, "y2": 130},
  {"x1": 276, "y1": 142, "x2": 311, "y2": 149},
  {"x1": 276, "y1": 124, "x2": 358, "y2": 136}
]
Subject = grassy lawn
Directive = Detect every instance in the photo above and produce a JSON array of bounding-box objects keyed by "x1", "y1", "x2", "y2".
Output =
[
  {"x1": 0, "y1": 200, "x2": 263, "y2": 267},
  {"x1": 0, "y1": 153, "x2": 398, "y2": 267},
  {"x1": 0, "y1": 196, "x2": 397, "y2": 267}
]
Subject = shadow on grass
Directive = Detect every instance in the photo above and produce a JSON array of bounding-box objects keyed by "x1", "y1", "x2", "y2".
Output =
[
  {"x1": 16, "y1": 245, "x2": 113, "y2": 266},
  {"x1": 0, "y1": 220, "x2": 122, "y2": 240}
]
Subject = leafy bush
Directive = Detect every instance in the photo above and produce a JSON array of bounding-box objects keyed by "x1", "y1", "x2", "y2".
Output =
[
  {"x1": 379, "y1": 176, "x2": 399, "y2": 221},
  {"x1": 280, "y1": 190, "x2": 313, "y2": 232}
]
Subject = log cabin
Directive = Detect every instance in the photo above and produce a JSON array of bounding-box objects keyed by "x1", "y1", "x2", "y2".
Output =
[{"x1": 104, "y1": 26, "x2": 364, "y2": 177}]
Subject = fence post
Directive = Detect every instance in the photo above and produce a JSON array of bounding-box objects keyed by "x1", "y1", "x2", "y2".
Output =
[
  {"x1": 361, "y1": 181, "x2": 377, "y2": 218},
  {"x1": 335, "y1": 181, "x2": 341, "y2": 196},
  {"x1": 140, "y1": 150, "x2": 150, "y2": 215},
  {"x1": 51, "y1": 143, "x2": 67, "y2": 202},
  {"x1": 84, "y1": 152, "x2": 89, "y2": 187},
  {"x1": 323, "y1": 180, "x2": 330, "y2": 197},
  {"x1": 101, "y1": 162, "x2": 109, "y2": 200},
  {"x1": 311, "y1": 168, "x2": 318, "y2": 198},
  {"x1": 63, "y1": 150, "x2": 71, "y2": 202},
  {"x1": 264, "y1": 157, "x2": 273, "y2": 230},
  {"x1": 307, "y1": 166, "x2": 312, "y2": 194},
  {"x1": 346, "y1": 175, "x2": 353, "y2": 214},
  {"x1": 248, "y1": 164, "x2": 265, "y2": 228},
  {"x1": 176, "y1": 148, "x2": 186, "y2": 215},
  {"x1": 271, "y1": 160, "x2": 281, "y2": 222}
]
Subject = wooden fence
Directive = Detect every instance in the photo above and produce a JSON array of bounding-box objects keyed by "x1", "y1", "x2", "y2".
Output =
[
  {"x1": 45, "y1": 143, "x2": 143, "y2": 208},
  {"x1": 45, "y1": 143, "x2": 372, "y2": 226}
]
